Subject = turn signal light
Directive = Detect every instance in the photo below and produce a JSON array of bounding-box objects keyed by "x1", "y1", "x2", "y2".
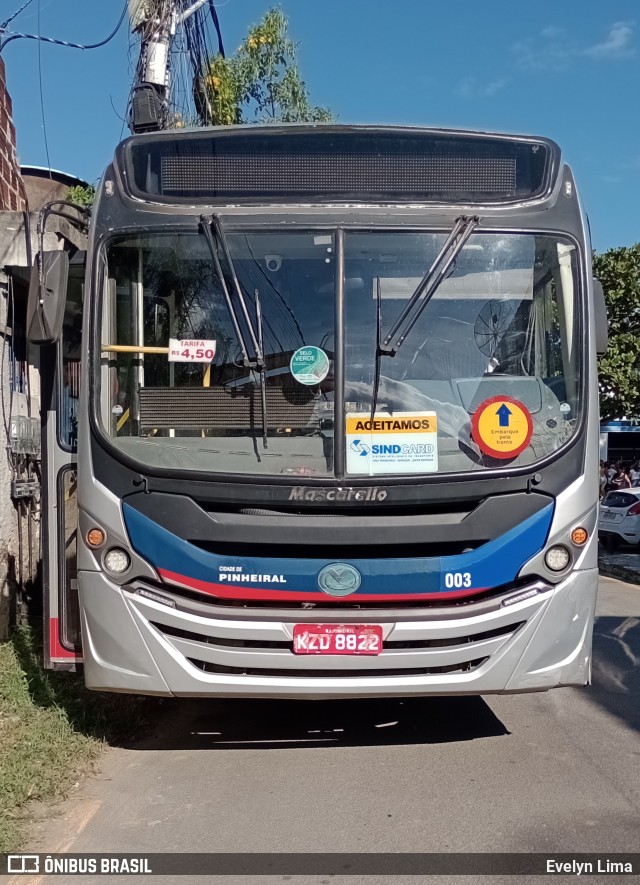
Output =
[
  {"x1": 570, "y1": 527, "x2": 588, "y2": 546},
  {"x1": 87, "y1": 528, "x2": 105, "y2": 548}
]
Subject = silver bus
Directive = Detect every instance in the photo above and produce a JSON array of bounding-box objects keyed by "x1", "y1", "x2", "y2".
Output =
[{"x1": 33, "y1": 125, "x2": 607, "y2": 696}]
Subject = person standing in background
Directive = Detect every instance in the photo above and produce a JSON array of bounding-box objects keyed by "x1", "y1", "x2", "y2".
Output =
[
  {"x1": 600, "y1": 463, "x2": 608, "y2": 500},
  {"x1": 612, "y1": 466, "x2": 632, "y2": 490}
]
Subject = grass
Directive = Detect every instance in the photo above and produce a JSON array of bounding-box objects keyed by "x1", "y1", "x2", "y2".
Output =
[{"x1": 0, "y1": 625, "x2": 152, "y2": 853}]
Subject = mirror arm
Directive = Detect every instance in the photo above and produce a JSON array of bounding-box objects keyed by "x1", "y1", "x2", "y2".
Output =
[{"x1": 593, "y1": 278, "x2": 608, "y2": 357}]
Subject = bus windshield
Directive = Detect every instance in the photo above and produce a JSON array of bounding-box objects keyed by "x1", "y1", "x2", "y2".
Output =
[{"x1": 98, "y1": 228, "x2": 581, "y2": 477}]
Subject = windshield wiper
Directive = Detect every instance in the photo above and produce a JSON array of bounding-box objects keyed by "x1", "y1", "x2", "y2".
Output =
[
  {"x1": 369, "y1": 276, "x2": 383, "y2": 427},
  {"x1": 199, "y1": 214, "x2": 264, "y2": 369},
  {"x1": 199, "y1": 215, "x2": 268, "y2": 448},
  {"x1": 255, "y1": 288, "x2": 268, "y2": 449},
  {"x1": 369, "y1": 215, "x2": 480, "y2": 421},
  {"x1": 380, "y1": 215, "x2": 479, "y2": 356}
]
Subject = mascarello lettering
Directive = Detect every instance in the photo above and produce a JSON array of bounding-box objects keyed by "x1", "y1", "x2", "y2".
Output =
[{"x1": 288, "y1": 487, "x2": 388, "y2": 503}]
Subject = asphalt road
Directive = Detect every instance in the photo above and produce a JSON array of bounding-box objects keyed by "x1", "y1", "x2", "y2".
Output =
[{"x1": 18, "y1": 575, "x2": 640, "y2": 884}]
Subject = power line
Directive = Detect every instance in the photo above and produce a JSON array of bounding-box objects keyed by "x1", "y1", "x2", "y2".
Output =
[
  {"x1": 129, "y1": 0, "x2": 226, "y2": 131},
  {"x1": 0, "y1": 2, "x2": 128, "y2": 53},
  {"x1": 0, "y1": 0, "x2": 35, "y2": 31},
  {"x1": 36, "y1": 0, "x2": 51, "y2": 176},
  {"x1": 209, "y1": 0, "x2": 224, "y2": 57}
]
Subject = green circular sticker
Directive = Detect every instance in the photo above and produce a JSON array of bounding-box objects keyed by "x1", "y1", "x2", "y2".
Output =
[{"x1": 290, "y1": 346, "x2": 330, "y2": 386}]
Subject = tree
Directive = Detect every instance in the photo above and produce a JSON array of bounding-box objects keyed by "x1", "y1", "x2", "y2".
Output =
[
  {"x1": 65, "y1": 185, "x2": 95, "y2": 209},
  {"x1": 200, "y1": 8, "x2": 332, "y2": 126},
  {"x1": 594, "y1": 244, "x2": 640, "y2": 421}
]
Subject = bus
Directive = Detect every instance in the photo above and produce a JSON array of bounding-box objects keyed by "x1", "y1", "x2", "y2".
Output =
[{"x1": 31, "y1": 125, "x2": 608, "y2": 697}]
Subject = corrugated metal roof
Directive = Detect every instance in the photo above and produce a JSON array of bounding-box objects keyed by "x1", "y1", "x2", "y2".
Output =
[{"x1": 20, "y1": 166, "x2": 89, "y2": 188}]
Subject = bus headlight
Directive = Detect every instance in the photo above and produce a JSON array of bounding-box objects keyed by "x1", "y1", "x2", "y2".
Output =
[
  {"x1": 104, "y1": 548, "x2": 131, "y2": 575},
  {"x1": 544, "y1": 545, "x2": 571, "y2": 572}
]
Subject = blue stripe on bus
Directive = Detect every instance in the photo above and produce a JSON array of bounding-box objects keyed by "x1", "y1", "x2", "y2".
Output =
[{"x1": 121, "y1": 501, "x2": 554, "y2": 599}]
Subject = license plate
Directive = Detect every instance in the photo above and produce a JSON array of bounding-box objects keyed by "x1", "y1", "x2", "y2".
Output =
[
  {"x1": 292, "y1": 624, "x2": 383, "y2": 655},
  {"x1": 602, "y1": 511, "x2": 621, "y2": 522}
]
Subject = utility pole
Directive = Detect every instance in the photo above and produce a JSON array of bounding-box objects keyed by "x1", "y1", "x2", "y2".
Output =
[{"x1": 128, "y1": 0, "x2": 213, "y2": 133}]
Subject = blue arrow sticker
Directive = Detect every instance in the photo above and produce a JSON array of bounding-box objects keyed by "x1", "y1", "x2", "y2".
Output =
[{"x1": 497, "y1": 403, "x2": 512, "y2": 427}]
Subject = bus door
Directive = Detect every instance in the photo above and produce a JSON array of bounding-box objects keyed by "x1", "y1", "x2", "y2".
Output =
[{"x1": 41, "y1": 254, "x2": 85, "y2": 668}]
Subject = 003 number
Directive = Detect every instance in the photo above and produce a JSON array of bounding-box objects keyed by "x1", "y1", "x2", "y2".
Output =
[{"x1": 444, "y1": 571, "x2": 472, "y2": 589}]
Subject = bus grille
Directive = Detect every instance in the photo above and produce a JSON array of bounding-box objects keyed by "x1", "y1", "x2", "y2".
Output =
[
  {"x1": 143, "y1": 618, "x2": 523, "y2": 679},
  {"x1": 151, "y1": 621, "x2": 523, "y2": 650},
  {"x1": 148, "y1": 577, "x2": 520, "y2": 609},
  {"x1": 185, "y1": 659, "x2": 488, "y2": 678}
]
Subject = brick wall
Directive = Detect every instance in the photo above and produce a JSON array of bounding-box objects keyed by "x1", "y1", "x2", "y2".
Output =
[{"x1": 0, "y1": 58, "x2": 25, "y2": 212}]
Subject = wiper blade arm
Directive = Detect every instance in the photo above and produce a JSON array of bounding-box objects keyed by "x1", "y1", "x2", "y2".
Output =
[
  {"x1": 212, "y1": 214, "x2": 264, "y2": 367},
  {"x1": 199, "y1": 215, "x2": 252, "y2": 368},
  {"x1": 200, "y1": 215, "x2": 269, "y2": 450},
  {"x1": 255, "y1": 288, "x2": 268, "y2": 449},
  {"x1": 379, "y1": 215, "x2": 479, "y2": 357},
  {"x1": 199, "y1": 214, "x2": 264, "y2": 369},
  {"x1": 370, "y1": 275, "x2": 383, "y2": 427}
]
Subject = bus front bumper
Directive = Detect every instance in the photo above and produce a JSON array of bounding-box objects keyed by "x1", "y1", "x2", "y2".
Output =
[{"x1": 77, "y1": 569, "x2": 597, "y2": 698}]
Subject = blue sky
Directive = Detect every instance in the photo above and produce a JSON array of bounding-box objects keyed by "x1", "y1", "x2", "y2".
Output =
[{"x1": 2, "y1": 0, "x2": 639, "y2": 251}]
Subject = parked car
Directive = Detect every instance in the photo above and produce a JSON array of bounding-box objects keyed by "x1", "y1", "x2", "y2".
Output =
[{"x1": 598, "y1": 489, "x2": 640, "y2": 550}]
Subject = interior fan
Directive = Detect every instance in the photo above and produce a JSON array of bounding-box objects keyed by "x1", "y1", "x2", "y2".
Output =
[{"x1": 474, "y1": 300, "x2": 516, "y2": 358}]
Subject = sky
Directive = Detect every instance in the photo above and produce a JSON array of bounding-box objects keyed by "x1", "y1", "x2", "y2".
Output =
[{"x1": 2, "y1": 0, "x2": 639, "y2": 252}]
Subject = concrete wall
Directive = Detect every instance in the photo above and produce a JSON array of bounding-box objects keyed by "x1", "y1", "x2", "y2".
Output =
[
  {"x1": 21, "y1": 166, "x2": 91, "y2": 213},
  {"x1": 0, "y1": 267, "x2": 40, "y2": 639},
  {"x1": 0, "y1": 59, "x2": 25, "y2": 638},
  {"x1": 0, "y1": 272, "x2": 18, "y2": 638},
  {"x1": 22, "y1": 175, "x2": 70, "y2": 211}
]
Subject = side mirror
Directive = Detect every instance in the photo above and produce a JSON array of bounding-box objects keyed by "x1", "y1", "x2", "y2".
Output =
[
  {"x1": 593, "y1": 278, "x2": 608, "y2": 357},
  {"x1": 27, "y1": 251, "x2": 69, "y2": 344}
]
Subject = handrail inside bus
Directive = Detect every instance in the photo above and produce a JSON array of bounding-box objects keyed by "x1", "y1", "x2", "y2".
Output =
[{"x1": 101, "y1": 344, "x2": 169, "y2": 354}]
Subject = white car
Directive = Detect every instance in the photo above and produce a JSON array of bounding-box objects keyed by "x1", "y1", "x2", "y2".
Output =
[{"x1": 598, "y1": 489, "x2": 640, "y2": 549}]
